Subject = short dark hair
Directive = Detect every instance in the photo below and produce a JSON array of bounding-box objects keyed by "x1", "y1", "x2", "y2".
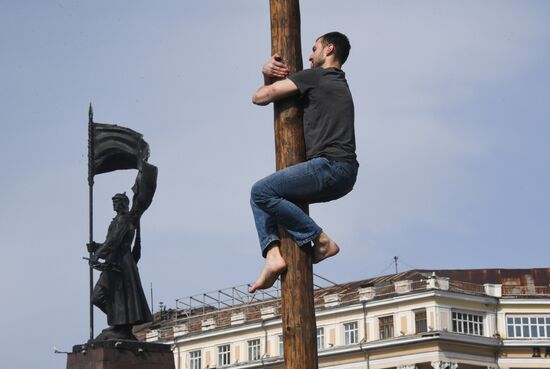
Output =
[{"x1": 319, "y1": 32, "x2": 351, "y2": 64}]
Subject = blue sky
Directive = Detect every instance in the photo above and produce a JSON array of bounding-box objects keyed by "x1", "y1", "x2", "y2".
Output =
[{"x1": 0, "y1": 1, "x2": 549, "y2": 368}]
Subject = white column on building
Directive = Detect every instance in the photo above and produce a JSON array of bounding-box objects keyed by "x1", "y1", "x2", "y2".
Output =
[
  {"x1": 435, "y1": 305, "x2": 441, "y2": 331},
  {"x1": 485, "y1": 311, "x2": 497, "y2": 337},
  {"x1": 431, "y1": 361, "x2": 458, "y2": 369},
  {"x1": 397, "y1": 365, "x2": 417, "y2": 369}
]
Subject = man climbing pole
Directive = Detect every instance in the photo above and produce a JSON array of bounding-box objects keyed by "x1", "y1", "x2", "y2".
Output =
[{"x1": 249, "y1": 32, "x2": 359, "y2": 293}]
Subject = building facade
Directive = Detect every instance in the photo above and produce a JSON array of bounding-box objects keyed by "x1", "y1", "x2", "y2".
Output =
[{"x1": 137, "y1": 268, "x2": 550, "y2": 369}]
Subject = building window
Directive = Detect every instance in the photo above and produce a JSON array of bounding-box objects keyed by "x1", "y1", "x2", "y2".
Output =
[
  {"x1": 452, "y1": 311, "x2": 484, "y2": 336},
  {"x1": 189, "y1": 350, "x2": 201, "y2": 369},
  {"x1": 248, "y1": 339, "x2": 260, "y2": 361},
  {"x1": 507, "y1": 316, "x2": 550, "y2": 338},
  {"x1": 218, "y1": 344, "x2": 231, "y2": 367},
  {"x1": 344, "y1": 322, "x2": 358, "y2": 345},
  {"x1": 279, "y1": 335, "x2": 284, "y2": 356},
  {"x1": 415, "y1": 309, "x2": 428, "y2": 333},
  {"x1": 379, "y1": 316, "x2": 394, "y2": 339},
  {"x1": 317, "y1": 327, "x2": 325, "y2": 350}
]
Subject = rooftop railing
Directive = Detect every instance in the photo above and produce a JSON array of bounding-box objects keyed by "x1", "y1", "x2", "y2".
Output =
[{"x1": 502, "y1": 285, "x2": 550, "y2": 296}]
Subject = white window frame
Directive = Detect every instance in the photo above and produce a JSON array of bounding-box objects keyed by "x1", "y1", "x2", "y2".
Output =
[
  {"x1": 506, "y1": 315, "x2": 550, "y2": 339},
  {"x1": 344, "y1": 321, "x2": 358, "y2": 345},
  {"x1": 279, "y1": 335, "x2": 284, "y2": 356},
  {"x1": 317, "y1": 327, "x2": 325, "y2": 350},
  {"x1": 451, "y1": 311, "x2": 484, "y2": 336},
  {"x1": 189, "y1": 350, "x2": 201, "y2": 369},
  {"x1": 248, "y1": 339, "x2": 261, "y2": 361},
  {"x1": 218, "y1": 344, "x2": 231, "y2": 367}
]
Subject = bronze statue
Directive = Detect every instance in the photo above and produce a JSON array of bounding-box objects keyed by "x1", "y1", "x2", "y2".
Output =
[
  {"x1": 85, "y1": 107, "x2": 159, "y2": 341},
  {"x1": 88, "y1": 160, "x2": 158, "y2": 341}
]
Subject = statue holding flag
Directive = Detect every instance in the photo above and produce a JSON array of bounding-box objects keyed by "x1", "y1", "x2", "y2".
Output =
[{"x1": 87, "y1": 105, "x2": 158, "y2": 341}]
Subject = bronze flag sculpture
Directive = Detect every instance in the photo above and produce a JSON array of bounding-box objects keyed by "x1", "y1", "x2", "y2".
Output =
[{"x1": 87, "y1": 105, "x2": 157, "y2": 341}]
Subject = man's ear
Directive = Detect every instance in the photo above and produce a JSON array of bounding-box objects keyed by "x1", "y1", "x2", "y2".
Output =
[{"x1": 325, "y1": 43, "x2": 335, "y2": 56}]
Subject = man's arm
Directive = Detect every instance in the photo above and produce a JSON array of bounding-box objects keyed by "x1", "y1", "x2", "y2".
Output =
[
  {"x1": 252, "y1": 54, "x2": 299, "y2": 106},
  {"x1": 252, "y1": 79, "x2": 299, "y2": 106}
]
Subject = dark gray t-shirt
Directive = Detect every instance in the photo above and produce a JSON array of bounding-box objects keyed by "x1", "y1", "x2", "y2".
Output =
[{"x1": 288, "y1": 67, "x2": 357, "y2": 163}]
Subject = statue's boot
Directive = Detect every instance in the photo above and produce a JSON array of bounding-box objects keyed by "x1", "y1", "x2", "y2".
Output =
[
  {"x1": 114, "y1": 324, "x2": 137, "y2": 340},
  {"x1": 93, "y1": 325, "x2": 137, "y2": 341}
]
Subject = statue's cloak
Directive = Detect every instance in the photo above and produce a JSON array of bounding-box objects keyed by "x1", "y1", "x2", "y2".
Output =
[{"x1": 92, "y1": 213, "x2": 152, "y2": 326}]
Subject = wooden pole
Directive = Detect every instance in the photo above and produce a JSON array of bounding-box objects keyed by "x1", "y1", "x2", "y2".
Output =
[{"x1": 269, "y1": 1, "x2": 318, "y2": 369}]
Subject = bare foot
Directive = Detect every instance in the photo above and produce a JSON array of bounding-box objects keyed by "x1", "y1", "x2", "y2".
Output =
[
  {"x1": 249, "y1": 245, "x2": 287, "y2": 293},
  {"x1": 313, "y1": 232, "x2": 340, "y2": 264}
]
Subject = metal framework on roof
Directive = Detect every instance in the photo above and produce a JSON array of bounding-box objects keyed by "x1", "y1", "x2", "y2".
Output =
[{"x1": 174, "y1": 273, "x2": 339, "y2": 317}]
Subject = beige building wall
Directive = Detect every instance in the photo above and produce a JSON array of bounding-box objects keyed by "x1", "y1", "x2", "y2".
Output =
[{"x1": 154, "y1": 281, "x2": 550, "y2": 369}]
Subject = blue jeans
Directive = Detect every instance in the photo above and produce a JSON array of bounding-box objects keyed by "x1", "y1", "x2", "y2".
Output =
[{"x1": 250, "y1": 157, "x2": 358, "y2": 257}]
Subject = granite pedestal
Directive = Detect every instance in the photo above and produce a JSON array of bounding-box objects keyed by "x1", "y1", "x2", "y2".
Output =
[{"x1": 67, "y1": 340, "x2": 175, "y2": 369}]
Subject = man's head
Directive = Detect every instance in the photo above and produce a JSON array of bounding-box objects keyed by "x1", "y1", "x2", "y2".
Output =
[
  {"x1": 112, "y1": 192, "x2": 130, "y2": 213},
  {"x1": 309, "y1": 31, "x2": 351, "y2": 69}
]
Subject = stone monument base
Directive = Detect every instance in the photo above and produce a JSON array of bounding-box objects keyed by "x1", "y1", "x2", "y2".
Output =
[{"x1": 67, "y1": 340, "x2": 175, "y2": 369}]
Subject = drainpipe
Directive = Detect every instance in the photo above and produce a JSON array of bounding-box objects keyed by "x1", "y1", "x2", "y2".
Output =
[
  {"x1": 360, "y1": 301, "x2": 370, "y2": 369},
  {"x1": 171, "y1": 341, "x2": 180, "y2": 369},
  {"x1": 360, "y1": 338, "x2": 370, "y2": 369}
]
